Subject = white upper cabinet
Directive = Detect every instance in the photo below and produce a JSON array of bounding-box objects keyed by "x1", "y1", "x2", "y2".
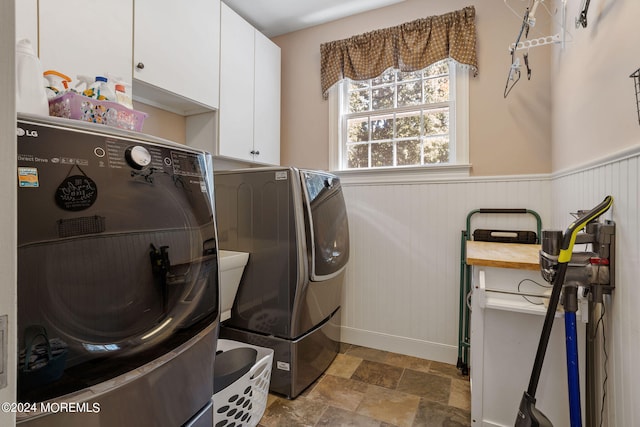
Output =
[
  {"x1": 253, "y1": 30, "x2": 281, "y2": 166},
  {"x1": 219, "y1": 3, "x2": 255, "y2": 161},
  {"x1": 219, "y1": 3, "x2": 280, "y2": 165},
  {"x1": 38, "y1": 0, "x2": 133, "y2": 86},
  {"x1": 133, "y1": 0, "x2": 220, "y2": 114}
]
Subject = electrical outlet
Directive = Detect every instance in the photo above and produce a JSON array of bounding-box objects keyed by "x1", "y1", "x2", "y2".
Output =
[{"x1": 0, "y1": 315, "x2": 6, "y2": 389}]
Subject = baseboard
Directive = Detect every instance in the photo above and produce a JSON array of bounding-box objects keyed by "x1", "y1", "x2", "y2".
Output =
[{"x1": 340, "y1": 326, "x2": 458, "y2": 365}]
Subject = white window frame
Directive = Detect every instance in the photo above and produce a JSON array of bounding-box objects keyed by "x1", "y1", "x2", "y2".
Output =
[{"x1": 329, "y1": 61, "x2": 470, "y2": 183}]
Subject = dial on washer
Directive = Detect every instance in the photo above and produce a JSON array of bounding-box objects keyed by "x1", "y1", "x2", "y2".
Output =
[{"x1": 125, "y1": 146, "x2": 152, "y2": 169}]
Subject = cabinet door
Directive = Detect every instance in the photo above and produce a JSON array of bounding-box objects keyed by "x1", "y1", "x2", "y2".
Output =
[
  {"x1": 39, "y1": 0, "x2": 132, "y2": 86},
  {"x1": 219, "y1": 3, "x2": 255, "y2": 162},
  {"x1": 15, "y1": 0, "x2": 38, "y2": 52},
  {"x1": 133, "y1": 0, "x2": 219, "y2": 109},
  {"x1": 253, "y1": 31, "x2": 281, "y2": 165}
]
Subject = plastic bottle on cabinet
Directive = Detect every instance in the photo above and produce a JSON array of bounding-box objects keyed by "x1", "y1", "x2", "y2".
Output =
[
  {"x1": 75, "y1": 75, "x2": 94, "y2": 95},
  {"x1": 15, "y1": 39, "x2": 49, "y2": 115},
  {"x1": 43, "y1": 70, "x2": 72, "y2": 99},
  {"x1": 87, "y1": 76, "x2": 116, "y2": 101},
  {"x1": 114, "y1": 83, "x2": 133, "y2": 109}
]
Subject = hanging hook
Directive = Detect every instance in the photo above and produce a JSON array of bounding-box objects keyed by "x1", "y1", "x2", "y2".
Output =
[
  {"x1": 504, "y1": 56, "x2": 522, "y2": 98},
  {"x1": 504, "y1": 7, "x2": 530, "y2": 98},
  {"x1": 576, "y1": 0, "x2": 591, "y2": 28}
]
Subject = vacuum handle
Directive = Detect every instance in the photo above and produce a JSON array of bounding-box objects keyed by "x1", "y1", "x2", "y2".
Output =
[
  {"x1": 522, "y1": 195, "x2": 613, "y2": 412},
  {"x1": 558, "y1": 196, "x2": 613, "y2": 263}
]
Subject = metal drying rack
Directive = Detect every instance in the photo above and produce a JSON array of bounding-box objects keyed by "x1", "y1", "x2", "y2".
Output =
[{"x1": 630, "y1": 67, "x2": 640, "y2": 125}]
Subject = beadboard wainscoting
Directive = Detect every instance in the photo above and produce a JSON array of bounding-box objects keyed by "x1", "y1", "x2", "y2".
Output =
[
  {"x1": 337, "y1": 173, "x2": 552, "y2": 363},
  {"x1": 336, "y1": 147, "x2": 639, "y2": 426},
  {"x1": 551, "y1": 148, "x2": 640, "y2": 427}
]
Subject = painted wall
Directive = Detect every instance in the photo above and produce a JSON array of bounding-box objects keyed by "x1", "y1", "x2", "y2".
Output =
[
  {"x1": 550, "y1": 0, "x2": 640, "y2": 425},
  {"x1": 552, "y1": 0, "x2": 640, "y2": 172},
  {"x1": 272, "y1": 0, "x2": 553, "y2": 175},
  {"x1": 133, "y1": 102, "x2": 187, "y2": 145}
]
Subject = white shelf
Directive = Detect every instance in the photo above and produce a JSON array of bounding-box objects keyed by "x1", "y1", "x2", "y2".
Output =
[{"x1": 484, "y1": 291, "x2": 558, "y2": 316}]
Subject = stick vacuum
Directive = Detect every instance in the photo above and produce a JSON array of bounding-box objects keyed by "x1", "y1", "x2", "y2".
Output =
[{"x1": 515, "y1": 196, "x2": 613, "y2": 427}]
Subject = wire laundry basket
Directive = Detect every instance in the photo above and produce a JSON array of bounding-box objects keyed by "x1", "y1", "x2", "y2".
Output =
[{"x1": 630, "y1": 67, "x2": 640, "y2": 125}]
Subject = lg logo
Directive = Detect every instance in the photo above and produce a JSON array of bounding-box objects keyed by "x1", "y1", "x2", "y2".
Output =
[{"x1": 16, "y1": 127, "x2": 38, "y2": 137}]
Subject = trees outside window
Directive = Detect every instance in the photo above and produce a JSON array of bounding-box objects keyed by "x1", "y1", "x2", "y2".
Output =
[{"x1": 340, "y1": 62, "x2": 455, "y2": 169}]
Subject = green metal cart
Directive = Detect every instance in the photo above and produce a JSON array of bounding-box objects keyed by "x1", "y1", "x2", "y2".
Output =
[{"x1": 457, "y1": 208, "x2": 542, "y2": 376}]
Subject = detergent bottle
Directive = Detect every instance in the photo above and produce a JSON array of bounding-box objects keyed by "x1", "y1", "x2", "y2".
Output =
[
  {"x1": 15, "y1": 39, "x2": 49, "y2": 115},
  {"x1": 114, "y1": 82, "x2": 133, "y2": 109}
]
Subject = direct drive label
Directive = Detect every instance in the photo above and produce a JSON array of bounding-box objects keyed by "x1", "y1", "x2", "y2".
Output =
[
  {"x1": 18, "y1": 167, "x2": 39, "y2": 187},
  {"x1": 275, "y1": 171, "x2": 288, "y2": 181}
]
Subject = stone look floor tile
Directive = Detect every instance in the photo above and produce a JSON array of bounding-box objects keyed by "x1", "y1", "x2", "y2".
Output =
[
  {"x1": 429, "y1": 361, "x2": 465, "y2": 379},
  {"x1": 258, "y1": 344, "x2": 472, "y2": 427},
  {"x1": 351, "y1": 360, "x2": 404, "y2": 389},
  {"x1": 397, "y1": 369, "x2": 451, "y2": 404},
  {"x1": 306, "y1": 374, "x2": 368, "y2": 412},
  {"x1": 265, "y1": 393, "x2": 279, "y2": 409},
  {"x1": 412, "y1": 398, "x2": 470, "y2": 427},
  {"x1": 326, "y1": 353, "x2": 363, "y2": 379},
  {"x1": 340, "y1": 343, "x2": 354, "y2": 354},
  {"x1": 384, "y1": 352, "x2": 432, "y2": 373},
  {"x1": 356, "y1": 385, "x2": 420, "y2": 427},
  {"x1": 316, "y1": 405, "x2": 382, "y2": 427},
  {"x1": 259, "y1": 395, "x2": 327, "y2": 427},
  {"x1": 345, "y1": 345, "x2": 390, "y2": 363},
  {"x1": 449, "y1": 378, "x2": 471, "y2": 411}
]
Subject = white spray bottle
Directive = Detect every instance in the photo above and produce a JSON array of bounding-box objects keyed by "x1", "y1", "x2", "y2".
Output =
[{"x1": 43, "y1": 70, "x2": 72, "y2": 99}]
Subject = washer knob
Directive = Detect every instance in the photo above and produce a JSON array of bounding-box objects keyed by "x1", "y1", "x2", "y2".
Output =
[{"x1": 125, "y1": 146, "x2": 152, "y2": 169}]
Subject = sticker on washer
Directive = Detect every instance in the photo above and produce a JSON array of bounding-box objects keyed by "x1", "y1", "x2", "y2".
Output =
[
  {"x1": 190, "y1": 180, "x2": 208, "y2": 193},
  {"x1": 276, "y1": 361, "x2": 291, "y2": 371},
  {"x1": 275, "y1": 171, "x2": 288, "y2": 181},
  {"x1": 17, "y1": 167, "x2": 39, "y2": 187}
]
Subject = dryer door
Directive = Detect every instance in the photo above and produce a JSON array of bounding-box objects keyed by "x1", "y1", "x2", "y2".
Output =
[{"x1": 300, "y1": 171, "x2": 350, "y2": 281}]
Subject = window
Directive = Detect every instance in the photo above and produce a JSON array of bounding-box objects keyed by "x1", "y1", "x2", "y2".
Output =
[{"x1": 330, "y1": 61, "x2": 469, "y2": 173}]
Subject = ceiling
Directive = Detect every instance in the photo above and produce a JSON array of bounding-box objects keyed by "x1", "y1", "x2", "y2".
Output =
[{"x1": 222, "y1": 0, "x2": 406, "y2": 37}]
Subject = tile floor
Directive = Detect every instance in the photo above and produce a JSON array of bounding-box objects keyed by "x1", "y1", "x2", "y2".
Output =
[{"x1": 258, "y1": 344, "x2": 471, "y2": 427}]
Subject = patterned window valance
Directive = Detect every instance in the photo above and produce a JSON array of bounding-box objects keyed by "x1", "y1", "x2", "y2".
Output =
[{"x1": 320, "y1": 6, "x2": 478, "y2": 98}]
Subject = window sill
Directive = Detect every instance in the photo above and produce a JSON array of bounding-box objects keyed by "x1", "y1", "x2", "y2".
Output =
[{"x1": 331, "y1": 163, "x2": 472, "y2": 185}]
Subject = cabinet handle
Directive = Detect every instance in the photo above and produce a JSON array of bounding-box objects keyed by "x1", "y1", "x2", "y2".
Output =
[
  {"x1": 250, "y1": 150, "x2": 260, "y2": 155},
  {"x1": 136, "y1": 62, "x2": 145, "y2": 70},
  {"x1": 254, "y1": 150, "x2": 260, "y2": 155}
]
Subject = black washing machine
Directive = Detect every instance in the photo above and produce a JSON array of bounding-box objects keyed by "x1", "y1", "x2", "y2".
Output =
[{"x1": 16, "y1": 114, "x2": 219, "y2": 427}]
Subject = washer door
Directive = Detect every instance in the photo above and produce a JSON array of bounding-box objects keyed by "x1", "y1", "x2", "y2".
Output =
[
  {"x1": 17, "y1": 122, "x2": 219, "y2": 369},
  {"x1": 300, "y1": 171, "x2": 350, "y2": 281}
]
